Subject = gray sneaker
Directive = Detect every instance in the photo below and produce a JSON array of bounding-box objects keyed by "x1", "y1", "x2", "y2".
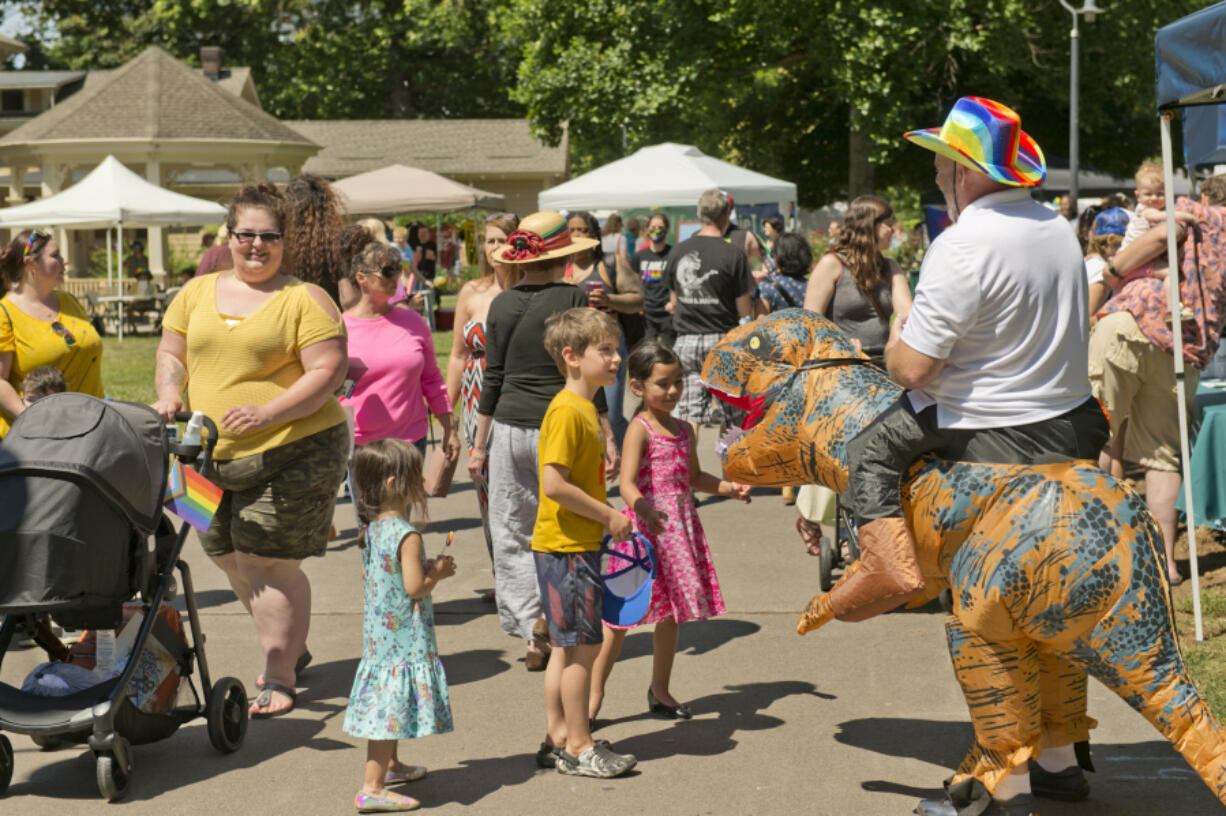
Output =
[{"x1": 556, "y1": 742, "x2": 637, "y2": 778}]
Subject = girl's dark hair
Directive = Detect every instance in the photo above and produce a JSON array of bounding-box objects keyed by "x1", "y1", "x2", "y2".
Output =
[
  {"x1": 647, "y1": 211, "x2": 670, "y2": 231},
  {"x1": 772, "y1": 232, "x2": 812, "y2": 280},
  {"x1": 0, "y1": 229, "x2": 50, "y2": 297},
  {"x1": 764, "y1": 215, "x2": 785, "y2": 234},
  {"x1": 338, "y1": 223, "x2": 401, "y2": 283},
  {"x1": 627, "y1": 338, "x2": 681, "y2": 388},
  {"x1": 827, "y1": 194, "x2": 892, "y2": 297},
  {"x1": 352, "y1": 438, "x2": 428, "y2": 532},
  {"x1": 568, "y1": 210, "x2": 602, "y2": 266},
  {"x1": 225, "y1": 182, "x2": 286, "y2": 233},
  {"x1": 283, "y1": 173, "x2": 348, "y2": 304}
]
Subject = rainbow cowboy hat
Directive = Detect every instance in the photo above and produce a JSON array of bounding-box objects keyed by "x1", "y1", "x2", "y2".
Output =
[{"x1": 903, "y1": 96, "x2": 1045, "y2": 187}]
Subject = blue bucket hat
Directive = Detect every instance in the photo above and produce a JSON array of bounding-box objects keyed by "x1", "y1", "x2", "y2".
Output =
[
  {"x1": 1093, "y1": 207, "x2": 1130, "y2": 236},
  {"x1": 601, "y1": 532, "x2": 656, "y2": 627}
]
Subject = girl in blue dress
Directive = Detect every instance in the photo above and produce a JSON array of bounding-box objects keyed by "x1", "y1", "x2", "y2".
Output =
[{"x1": 345, "y1": 438, "x2": 456, "y2": 812}]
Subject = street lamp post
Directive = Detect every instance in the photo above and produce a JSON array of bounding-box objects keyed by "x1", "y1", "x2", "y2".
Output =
[{"x1": 1058, "y1": 0, "x2": 1105, "y2": 210}]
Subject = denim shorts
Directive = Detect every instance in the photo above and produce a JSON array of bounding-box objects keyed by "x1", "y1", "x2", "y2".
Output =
[{"x1": 533, "y1": 550, "x2": 604, "y2": 647}]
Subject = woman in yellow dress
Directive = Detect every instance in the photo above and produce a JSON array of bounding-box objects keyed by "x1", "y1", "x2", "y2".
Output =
[{"x1": 0, "y1": 228, "x2": 104, "y2": 437}]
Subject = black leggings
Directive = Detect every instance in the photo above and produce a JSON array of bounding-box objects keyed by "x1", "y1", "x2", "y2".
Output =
[{"x1": 845, "y1": 396, "x2": 1111, "y2": 523}]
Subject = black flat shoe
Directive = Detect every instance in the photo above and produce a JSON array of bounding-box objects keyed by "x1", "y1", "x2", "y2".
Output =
[
  {"x1": 647, "y1": 687, "x2": 692, "y2": 720},
  {"x1": 1028, "y1": 761, "x2": 1090, "y2": 801}
]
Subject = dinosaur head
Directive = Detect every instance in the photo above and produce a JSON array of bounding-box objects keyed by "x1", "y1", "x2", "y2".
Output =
[{"x1": 701, "y1": 309, "x2": 901, "y2": 487}]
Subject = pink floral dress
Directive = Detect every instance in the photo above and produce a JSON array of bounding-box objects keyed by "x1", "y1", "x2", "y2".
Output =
[{"x1": 608, "y1": 415, "x2": 726, "y2": 628}]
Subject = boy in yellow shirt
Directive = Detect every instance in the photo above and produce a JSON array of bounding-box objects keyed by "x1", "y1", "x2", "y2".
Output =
[{"x1": 533, "y1": 307, "x2": 637, "y2": 778}]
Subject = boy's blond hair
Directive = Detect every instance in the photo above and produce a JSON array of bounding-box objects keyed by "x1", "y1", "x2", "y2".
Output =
[
  {"x1": 1135, "y1": 160, "x2": 1164, "y2": 188},
  {"x1": 544, "y1": 307, "x2": 620, "y2": 376}
]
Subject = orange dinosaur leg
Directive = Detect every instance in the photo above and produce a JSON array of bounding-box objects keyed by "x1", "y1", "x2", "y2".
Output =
[
  {"x1": 944, "y1": 616, "x2": 1040, "y2": 798},
  {"x1": 1036, "y1": 651, "x2": 1095, "y2": 756}
]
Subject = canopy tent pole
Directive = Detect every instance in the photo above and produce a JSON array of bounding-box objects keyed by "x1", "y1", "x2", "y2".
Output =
[
  {"x1": 1162, "y1": 110, "x2": 1203, "y2": 641},
  {"x1": 106, "y1": 228, "x2": 113, "y2": 289},
  {"x1": 117, "y1": 222, "x2": 125, "y2": 342}
]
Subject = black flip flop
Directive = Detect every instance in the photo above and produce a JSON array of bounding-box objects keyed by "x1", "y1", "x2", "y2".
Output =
[
  {"x1": 250, "y1": 682, "x2": 296, "y2": 718},
  {"x1": 255, "y1": 650, "x2": 313, "y2": 690}
]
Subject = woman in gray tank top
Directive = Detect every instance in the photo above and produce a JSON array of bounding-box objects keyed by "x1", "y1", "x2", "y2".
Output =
[
  {"x1": 803, "y1": 195, "x2": 912, "y2": 363},
  {"x1": 794, "y1": 195, "x2": 913, "y2": 550}
]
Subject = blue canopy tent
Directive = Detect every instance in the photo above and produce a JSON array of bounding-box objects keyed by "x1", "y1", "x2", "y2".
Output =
[{"x1": 1154, "y1": 1, "x2": 1226, "y2": 640}]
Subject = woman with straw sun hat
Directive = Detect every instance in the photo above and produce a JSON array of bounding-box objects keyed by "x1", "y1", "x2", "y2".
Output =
[{"x1": 467, "y1": 211, "x2": 620, "y2": 672}]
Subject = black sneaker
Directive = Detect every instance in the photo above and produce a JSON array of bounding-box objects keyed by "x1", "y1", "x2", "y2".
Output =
[
  {"x1": 535, "y1": 742, "x2": 563, "y2": 769},
  {"x1": 556, "y1": 742, "x2": 636, "y2": 778},
  {"x1": 1028, "y1": 761, "x2": 1090, "y2": 801}
]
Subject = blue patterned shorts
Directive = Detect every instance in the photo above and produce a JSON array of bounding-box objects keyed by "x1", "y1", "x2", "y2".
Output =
[{"x1": 533, "y1": 550, "x2": 604, "y2": 647}]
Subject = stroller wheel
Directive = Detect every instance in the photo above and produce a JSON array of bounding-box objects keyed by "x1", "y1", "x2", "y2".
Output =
[
  {"x1": 0, "y1": 733, "x2": 13, "y2": 795},
  {"x1": 207, "y1": 677, "x2": 249, "y2": 753},
  {"x1": 818, "y1": 535, "x2": 835, "y2": 592},
  {"x1": 95, "y1": 734, "x2": 133, "y2": 802},
  {"x1": 30, "y1": 734, "x2": 62, "y2": 751}
]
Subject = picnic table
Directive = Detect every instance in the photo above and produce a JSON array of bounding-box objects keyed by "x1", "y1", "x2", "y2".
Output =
[{"x1": 96, "y1": 292, "x2": 170, "y2": 336}]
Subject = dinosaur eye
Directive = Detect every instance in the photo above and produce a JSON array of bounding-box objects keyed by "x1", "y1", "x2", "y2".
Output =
[{"x1": 749, "y1": 336, "x2": 761, "y2": 350}]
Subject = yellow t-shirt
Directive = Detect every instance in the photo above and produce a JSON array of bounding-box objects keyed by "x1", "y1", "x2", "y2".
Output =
[
  {"x1": 161, "y1": 274, "x2": 347, "y2": 460},
  {"x1": 532, "y1": 388, "x2": 607, "y2": 553},
  {"x1": 0, "y1": 291, "x2": 104, "y2": 438}
]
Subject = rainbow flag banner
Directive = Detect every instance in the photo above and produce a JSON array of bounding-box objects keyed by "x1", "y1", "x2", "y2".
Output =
[{"x1": 164, "y1": 460, "x2": 223, "y2": 533}]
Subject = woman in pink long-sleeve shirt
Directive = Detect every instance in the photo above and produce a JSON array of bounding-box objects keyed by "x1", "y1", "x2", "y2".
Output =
[{"x1": 339, "y1": 226, "x2": 459, "y2": 460}]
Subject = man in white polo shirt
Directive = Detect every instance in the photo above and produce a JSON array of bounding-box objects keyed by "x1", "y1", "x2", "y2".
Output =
[{"x1": 834, "y1": 97, "x2": 1109, "y2": 816}]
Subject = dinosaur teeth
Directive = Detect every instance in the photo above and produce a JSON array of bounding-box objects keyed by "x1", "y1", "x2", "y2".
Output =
[{"x1": 715, "y1": 427, "x2": 744, "y2": 458}]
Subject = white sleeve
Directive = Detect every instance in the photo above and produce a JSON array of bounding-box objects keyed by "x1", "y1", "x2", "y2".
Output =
[
  {"x1": 899, "y1": 236, "x2": 980, "y2": 361},
  {"x1": 1084, "y1": 256, "x2": 1106, "y2": 286}
]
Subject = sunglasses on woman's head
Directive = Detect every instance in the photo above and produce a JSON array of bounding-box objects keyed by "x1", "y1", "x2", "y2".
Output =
[
  {"x1": 50, "y1": 321, "x2": 76, "y2": 348},
  {"x1": 484, "y1": 212, "x2": 515, "y2": 223}
]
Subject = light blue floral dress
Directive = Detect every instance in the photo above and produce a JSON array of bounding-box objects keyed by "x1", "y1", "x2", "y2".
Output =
[{"x1": 343, "y1": 517, "x2": 454, "y2": 740}]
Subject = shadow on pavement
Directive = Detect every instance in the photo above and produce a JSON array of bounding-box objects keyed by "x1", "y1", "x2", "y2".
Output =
[
  {"x1": 431, "y1": 597, "x2": 497, "y2": 623},
  {"x1": 171, "y1": 588, "x2": 238, "y2": 612},
  {"x1": 616, "y1": 617, "x2": 761, "y2": 661},
  {"x1": 837, "y1": 717, "x2": 1219, "y2": 814},
  {"x1": 604, "y1": 680, "x2": 831, "y2": 762},
  {"x1": 441, "y1": 648, "x2": 511, "y2": 685}
]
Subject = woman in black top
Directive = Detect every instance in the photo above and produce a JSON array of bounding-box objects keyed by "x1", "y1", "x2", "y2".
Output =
[
  {"x1": 634, "y1": 212, "x2": 674, "y2": 347},
  {"x1": 469, "y1": 211, "x2": 617, "y2": 671}
]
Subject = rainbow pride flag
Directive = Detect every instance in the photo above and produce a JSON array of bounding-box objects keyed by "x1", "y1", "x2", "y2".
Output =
[{"x1": 164, "y1": 460, "x2": 223, "y2": 533}]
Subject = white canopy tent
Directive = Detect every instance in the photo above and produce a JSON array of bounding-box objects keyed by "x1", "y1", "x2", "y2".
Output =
[
  {"x1": 0, "y1": 155, "x2": 227, "y2": 339},
  {"x1": 332, "y1": 164, "x2": 505, "y2": 214},
  {"x1": 538, "y1": 143, "x2": 797, "y2": 211}
]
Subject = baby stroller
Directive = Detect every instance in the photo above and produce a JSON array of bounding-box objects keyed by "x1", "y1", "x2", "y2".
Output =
[{"x1": 0, "y1": 394, "x2": 248, "y2": 801}]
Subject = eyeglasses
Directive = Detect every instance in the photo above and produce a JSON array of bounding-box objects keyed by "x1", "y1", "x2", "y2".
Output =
[
  {"x1": 50, "y1": 320, "x2": 76, "y2": 348},
  {"x1": 232, "y1": 230, "x2": 283, "y2": 244},
  {"x1": 485, "y1": 212, "x2": 515, "y2": 223},
  {"x1": 23, "y1": 229, "x2": 48, "y2": 261},
  {"x1": 379, "y1": 264, "x2": 400, "y2": 277}
]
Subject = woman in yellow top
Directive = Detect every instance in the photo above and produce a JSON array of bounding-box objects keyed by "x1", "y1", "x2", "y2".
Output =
[
  {"x1": 0, "y1": 228, "x2": 104, "y2": 437},
  {"x1": 154, "y1": 181, "x2": 349, "y2": 719}
]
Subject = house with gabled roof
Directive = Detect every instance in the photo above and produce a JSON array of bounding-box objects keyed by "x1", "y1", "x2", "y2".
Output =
[{"x1": 0, "y1": 43, "x2": 568, "y2": 275}]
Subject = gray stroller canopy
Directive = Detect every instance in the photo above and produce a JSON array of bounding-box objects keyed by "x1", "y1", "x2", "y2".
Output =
[{"x1": 0, "y1": 394, "x2": 169, "y2": 532}]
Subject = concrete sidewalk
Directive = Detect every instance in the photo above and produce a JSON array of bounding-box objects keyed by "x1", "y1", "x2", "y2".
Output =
[{"x1": 3, "y1": 442, "x2": 1221, "y2": 815}]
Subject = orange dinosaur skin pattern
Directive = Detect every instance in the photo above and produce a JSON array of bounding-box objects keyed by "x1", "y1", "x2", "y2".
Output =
[{"x1": 702, "y1": 309, "x2": 1226, "y2": 804}]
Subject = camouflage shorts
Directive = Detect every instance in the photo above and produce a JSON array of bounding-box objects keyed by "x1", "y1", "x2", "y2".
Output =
[{"x1": 199, "y1": 422, "x2": 349, "y2": 560}]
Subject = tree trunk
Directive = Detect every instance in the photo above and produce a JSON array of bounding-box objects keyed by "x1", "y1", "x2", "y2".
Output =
[{"x1": 848, "y1": 106, "x2": 875, "y2": 198}]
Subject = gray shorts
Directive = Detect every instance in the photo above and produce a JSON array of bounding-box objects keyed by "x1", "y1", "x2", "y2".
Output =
[{"x1": 674, "y1": 331, "x2": 742, "y2": 426}]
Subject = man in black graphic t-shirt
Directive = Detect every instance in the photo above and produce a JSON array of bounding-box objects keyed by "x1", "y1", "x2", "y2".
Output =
[{"x1": 664, "y1": 189, "x2": 752, "y2": 425}]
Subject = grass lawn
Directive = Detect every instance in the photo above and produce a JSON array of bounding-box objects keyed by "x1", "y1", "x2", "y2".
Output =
[
  {"x1": 1181, "y1": 588, "x2": 1226, "y2": 715},
  {"x1": 100, "y1": 323, "x2": 456, "y2": 407}
]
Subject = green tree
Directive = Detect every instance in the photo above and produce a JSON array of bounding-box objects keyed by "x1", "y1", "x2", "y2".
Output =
[{"x1": 508, "y1": 0, "x2": 1206, "y2": 207}]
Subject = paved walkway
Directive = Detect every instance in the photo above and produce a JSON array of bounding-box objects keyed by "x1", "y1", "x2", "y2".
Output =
[{"x1": 4, "y1": 443, "x2": 1221, "y2": 814}]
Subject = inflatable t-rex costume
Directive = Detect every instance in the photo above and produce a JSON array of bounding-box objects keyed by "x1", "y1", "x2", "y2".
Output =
[{"x1": 702, "y1": 309, "x2": 1226, "y2": 808}]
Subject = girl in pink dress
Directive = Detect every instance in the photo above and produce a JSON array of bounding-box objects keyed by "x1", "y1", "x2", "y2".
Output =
[{"x1": 589, "y1": 340, "x2": 751, "y2": 721}]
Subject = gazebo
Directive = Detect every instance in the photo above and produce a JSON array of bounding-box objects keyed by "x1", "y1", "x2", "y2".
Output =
[{"x1": 0, "y1": 46, "x2": 317, "y2": 276}]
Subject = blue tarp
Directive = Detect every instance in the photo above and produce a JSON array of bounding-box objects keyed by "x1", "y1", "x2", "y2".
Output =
[
  {"x1": 1156, "y1": 1, "x2": 1226, "y2": 110},
  {"x1": 1185, "y1": 105, "x2": 1226, "y2": 167}
]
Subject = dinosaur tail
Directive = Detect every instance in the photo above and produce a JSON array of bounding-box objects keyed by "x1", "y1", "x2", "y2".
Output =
[{"x1": 1071, "y1": 614, "x2": 1226, "y2": 803}]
